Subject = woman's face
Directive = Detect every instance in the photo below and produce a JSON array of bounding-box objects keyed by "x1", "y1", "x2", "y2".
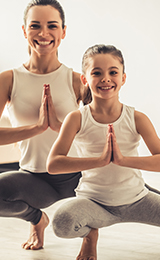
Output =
[{"x1": 22, "y1": 5, "x2": 66, "y2": 56}]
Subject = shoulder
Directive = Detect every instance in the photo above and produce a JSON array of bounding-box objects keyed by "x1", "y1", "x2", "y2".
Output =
[
  {"x1": 65, "y1": 109, "x2": 81, "y2": 120},
  {"x1": 0, "y1": 70, "x2": 13, "y2": 101},
  {"x1": 134, "y1": 110, "x2": 154, "y2": 134},
  {"x1": 134, "y1": 110, "x2": 160, "y2": 155},
  {"x1": 62, "y1": 110, "x2": 81, "y2": 134},
  {"x1": 0, "y1": 70, "x2": 13, "y2": 83},
  {"x1": 134, "y1": 110, "x2": 150, "y2": 124},
  {"x1": 72, "y1": 71, "x2": 84, "y2": 104}
]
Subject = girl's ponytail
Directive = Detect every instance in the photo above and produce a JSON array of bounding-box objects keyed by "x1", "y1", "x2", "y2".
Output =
[{"x1": 82, "y1": 86, "x2": 92, "y2": 105}]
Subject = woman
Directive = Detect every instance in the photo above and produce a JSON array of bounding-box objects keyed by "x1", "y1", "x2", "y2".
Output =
[{"x1": 0, "y1": 0, "x2": 83, "y2": 250}]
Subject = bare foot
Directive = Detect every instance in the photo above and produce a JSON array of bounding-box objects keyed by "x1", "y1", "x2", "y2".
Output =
[
  {"x1": 76, "y1": 228, "x2": 98, "y2": 260},
  {"x1": 22, "y1": 211, "x2": 49, "y2": 250}
]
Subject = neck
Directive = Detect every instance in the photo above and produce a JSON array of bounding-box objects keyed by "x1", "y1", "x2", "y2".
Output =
[
  {"x1": 89, "y1": 96, "x2": 122, "y2": 124},
  {"x1": 91, "y1": 95, "x2": 121, "y2": 112},
  {"x1": 24, "y1": 51, "x2": 61, "y2": 74}
]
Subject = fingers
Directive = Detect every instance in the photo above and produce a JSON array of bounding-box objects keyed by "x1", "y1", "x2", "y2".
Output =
[
  {"x1": 43, "y1": 84, "x2": 50, "y2": 95},
  {"x1": 108, "y1": 124, "x2": 115, "y2": 134},
  {"x1": 42, "y1": 84, "x2": 47, "y2": 99},
  {"x1": 108, "y1": 124, "x2": 124, "y2": 165},
  {"x1": 102, "y1": 132, "x2": 112, "y2": 164},
  {"x1": 107, "y1": 132, "x2": 112, "y2": 150},
  {"x1": 107, "y1": 124, "x2": 116, "y2": 162},
  {"x1": 41, "y1": 85, "x2": 48, "y2": 108},
  {"x1": 44, "y1": 84, "x2": 54, "y2": 115},
  {"x1": 106, "y1": 125, "x2": 114, "y2": 153},
  {"x1": 108, "y1": 124, "x2": 116, "y2": 142},
  {"x1": 42, "y1": 84, "x2": 61, "y2": 132},
  {"x1": 41, "y1": 84, "x2": 50, "y2": 103},
  {"x1": 42, "y1": 95, "x2": 48, "y2": 112},
  {"x1": 44, "y1": 84, "x2": 53, "y2": 111}
]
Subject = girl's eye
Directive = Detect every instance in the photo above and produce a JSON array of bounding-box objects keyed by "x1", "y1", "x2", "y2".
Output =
[
  {"x1": 92, "y1": 71, "x2": 101, "y2": 76},
  {"x1": 110, "y1": 71, "x2": 118, "y2": 75}
]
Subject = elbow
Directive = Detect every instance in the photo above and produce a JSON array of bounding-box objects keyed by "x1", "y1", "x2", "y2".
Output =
[
  {"x1": 46, "y1": 163, "x2": 52, "y2": 175},
  {"x1": 46, "y1": 155, "x2": 64, "y2": 174},
  {"x1": 46, "y1": 157, "x2": 57, "y2": 174}
]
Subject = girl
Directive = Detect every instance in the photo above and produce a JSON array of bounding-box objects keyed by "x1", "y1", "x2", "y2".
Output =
[
  {"x1": 47, "y1": 44, "x2": 160, "y2": 260},
  {"x1": 0, "y1": 0, "x2": 84, "y2": 250}
]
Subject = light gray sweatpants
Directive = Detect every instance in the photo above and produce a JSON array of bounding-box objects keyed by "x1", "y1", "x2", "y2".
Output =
[{"x1": 52, "y1": 191, "x2": 160, "y2": 238}]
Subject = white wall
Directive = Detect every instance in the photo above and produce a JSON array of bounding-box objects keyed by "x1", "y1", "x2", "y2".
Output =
[{"x1": 0, "y1": 0, "x2": 160, "y2": 163}]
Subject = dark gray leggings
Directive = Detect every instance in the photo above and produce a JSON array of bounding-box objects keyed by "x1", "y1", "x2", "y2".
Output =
[
  {"x1": 0, "y1": 169, "x2": 81, "y2": 225},
  {"x1": 52, "y1": 191, "x2": 160, "y2": 239}
]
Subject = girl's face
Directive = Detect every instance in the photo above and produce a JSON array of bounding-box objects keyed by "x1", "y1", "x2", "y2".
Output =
[
  {"x1": 81, "y1": 53, "x2": 126, "y2": 101},
  {"x1": 22, "y1": 5, "x2": 66, "y2": 56}
]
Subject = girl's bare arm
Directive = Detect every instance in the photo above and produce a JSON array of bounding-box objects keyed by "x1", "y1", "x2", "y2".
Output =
[
  {"x1": 112, "y1": 111, "x2": 160, "y2": 172},
  {"x1": 46, "y1": 111, "x2": 112, "y2": 174}
]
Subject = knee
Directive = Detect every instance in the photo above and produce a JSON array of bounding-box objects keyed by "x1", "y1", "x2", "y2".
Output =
[{"x1": 52, "y1": 210, "x2": 79, "y2": 238}]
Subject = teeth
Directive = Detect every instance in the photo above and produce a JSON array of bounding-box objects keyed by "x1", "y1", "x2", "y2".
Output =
[
  {"x1": 38, "y1": 41, "x2": 51, "y2": 45},
  {"x1": 101, "y1": 86, "x2": 112, "y2": 90}
]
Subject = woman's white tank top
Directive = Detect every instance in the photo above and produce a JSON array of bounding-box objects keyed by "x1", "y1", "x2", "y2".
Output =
[
  {"x1": 74, "y1": 104, "x2": 148, "y2": 206},
  {"x1": 7, "y1": 64, "x2": 79, "y2": 172}
]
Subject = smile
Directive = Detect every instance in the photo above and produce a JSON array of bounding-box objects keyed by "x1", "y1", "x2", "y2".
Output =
[
  {"x1": 98, "y1": 86, "x2": 114, "y2": 90},
  {"x1": 34, "y1": 40, "x2": 54, "y2": 46}
]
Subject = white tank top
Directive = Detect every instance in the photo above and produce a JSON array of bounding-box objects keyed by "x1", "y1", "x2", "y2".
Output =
[
  {"x1": 74, "y1": 104, "x2": 148, "y2": 206},
  {"x1": 7, "y1": 64, "x2": 79, "y2": 172}
]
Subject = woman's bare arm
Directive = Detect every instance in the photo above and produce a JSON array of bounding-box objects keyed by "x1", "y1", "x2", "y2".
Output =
[{"x1": 0, "y1": 72, "x2": 48, "y2": 145}]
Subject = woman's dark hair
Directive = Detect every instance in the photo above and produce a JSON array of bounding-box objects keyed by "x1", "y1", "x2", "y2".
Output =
[
  {"x1": 24, "y1": 0, "x2": 65, "y2": 29},
  {"x1": 82, "y1": 44, "x2": 125, "y2": 105}
]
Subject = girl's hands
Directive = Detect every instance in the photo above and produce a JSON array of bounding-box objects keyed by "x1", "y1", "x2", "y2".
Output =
[
  {"x1": 100, "y1": 124, "x2": 124, "y2": 166},
  {"x1": 44, "y1": 84, "x2": 61, "y2": 132},
  {"x1": 100, "y1": 124, "x2": 113, "y2": 166},
  {"x1": 109, "y1": 124, "x2": 124, "y2": 165}
]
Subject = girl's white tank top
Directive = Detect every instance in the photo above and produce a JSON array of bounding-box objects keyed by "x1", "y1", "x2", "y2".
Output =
[{"x1": 74, "y1": 104, "x2": 148, "y2": 206}]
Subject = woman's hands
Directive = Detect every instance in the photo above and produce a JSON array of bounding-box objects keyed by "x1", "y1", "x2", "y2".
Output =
[
  {"x1": 37, "y1": 86, "x2": 48, "y2": 132},
  {"x1": 44, "y1": 84, "x2": 61, "y2": 132},
  {"x1": 100, "y1": 124, "x2": 124, "y2": 166},
  {"x1": 37, "y1": 84, "x2": 61, "y2": 133}
]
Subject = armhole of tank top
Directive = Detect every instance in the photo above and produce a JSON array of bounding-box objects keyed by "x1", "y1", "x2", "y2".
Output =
[
  {"x1": 7, "y1": 69, "x2": 16, "y2": 109},
  {"x1": 130, "y1": 107, "x2": 139, "y2": 136},
  {"x1": 76, "y1": 106, "x2": 88, "y2": 137},
  {"x1": 67, "y1": 68, "x2": 79, "y2": 108}
]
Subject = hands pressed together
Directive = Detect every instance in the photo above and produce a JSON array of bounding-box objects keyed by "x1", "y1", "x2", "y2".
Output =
[
  {"x1": 37, "y1": 84, "x2": 61, "y2": 133},
  {"x1": 100, "y1": 124, "x2": 124, "y2": 167}
]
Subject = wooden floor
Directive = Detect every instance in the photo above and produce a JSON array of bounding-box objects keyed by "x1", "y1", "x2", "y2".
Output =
[{"x1": 0, "y1": 172, "x2": 160, "y2": 260}]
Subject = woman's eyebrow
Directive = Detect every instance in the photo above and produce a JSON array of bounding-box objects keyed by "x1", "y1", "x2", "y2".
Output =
[
  {"x1": 30, "y1": 21, "x2": 40, "y2": 23},
  {"x1": 30, "y1": 21, "x2": 59, "y2": 24},
  {"x1": 48, "y1": 21, "x2": 59, "y2": 24}
]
